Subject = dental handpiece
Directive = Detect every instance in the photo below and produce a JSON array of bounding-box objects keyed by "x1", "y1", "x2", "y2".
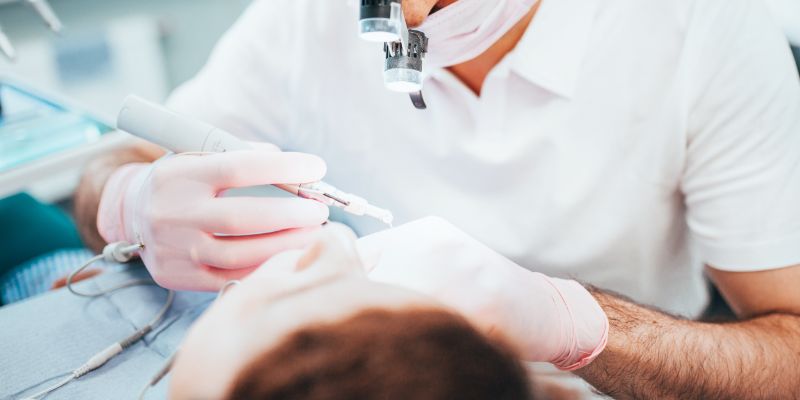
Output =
[{"x1": 116, "y1": 95, "x2": 394, "y2": 225}]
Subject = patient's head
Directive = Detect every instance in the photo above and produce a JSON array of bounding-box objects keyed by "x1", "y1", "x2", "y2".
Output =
[
  {"x1": 170, "y1": 225, "x2": 532, "y2": 400},
  {"x1": 229, "y1": 308, "x2": 531, "y2": 399}
]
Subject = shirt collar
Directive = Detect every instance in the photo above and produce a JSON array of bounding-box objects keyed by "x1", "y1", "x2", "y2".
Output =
[{"x1": 507, "y1": 0, "x2": 599, "y2": 99}]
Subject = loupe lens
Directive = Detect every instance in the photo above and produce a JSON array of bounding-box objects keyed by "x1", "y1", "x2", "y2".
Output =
[
  {"x1": 384, "y1": 68, "x2": 423, "y2": 92},
  {"x1": 359, "y1": 18, "x2": 400, "y2": 42},
  {"x1": 359, "y1": 0, "x2": 401, "y2": 42},
  {"x1": 383, "y1": 30, "x2": 427, "y2": 93}
]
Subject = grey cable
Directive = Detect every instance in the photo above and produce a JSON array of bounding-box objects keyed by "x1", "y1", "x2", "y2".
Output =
[
  {"x1": 22, "y1": 375, "x2": 73, "y2": 400},
  {"x1": 137, "y1": 352, "x2": 178, "y2": 400},
  {"x1": 136, "y1": 280, "x2": 242, "y2": 399},
  {"x1": 66, "y1": 244, "x2": 151, "y2": 298},
  {"x1": 24, "y1": 243, "x2": 175, "y2": 400}
]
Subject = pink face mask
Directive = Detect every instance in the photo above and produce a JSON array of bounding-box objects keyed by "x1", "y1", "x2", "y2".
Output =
[{"x1": 417, "y1": 0, "x2": 539, "y2": 68}]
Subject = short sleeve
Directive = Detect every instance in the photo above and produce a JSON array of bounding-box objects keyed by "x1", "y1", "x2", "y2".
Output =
[
  {"x1": 166, "y1": 0, "x2": 296, "y2": 147},
  {"x1": 682, "y1": 0, "x2": 800, "y2": 271}
]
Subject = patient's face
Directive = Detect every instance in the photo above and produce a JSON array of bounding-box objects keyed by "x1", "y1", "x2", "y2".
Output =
[{"x1": 170, "y1": 226, "x2": 439, "y2": 400}]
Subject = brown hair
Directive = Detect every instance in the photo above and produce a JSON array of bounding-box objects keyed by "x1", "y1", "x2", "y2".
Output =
[{"x1": 227, "y1": 308, "x2": 533, "y2": 400}]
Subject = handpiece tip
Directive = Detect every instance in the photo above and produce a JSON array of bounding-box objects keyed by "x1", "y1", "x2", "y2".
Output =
[
  {"x1": 364, "y1": 204, "x2": 394, "y2": 226},
  {"x1": 311, "y1": 182, "x2": 394, "y2": 226}
]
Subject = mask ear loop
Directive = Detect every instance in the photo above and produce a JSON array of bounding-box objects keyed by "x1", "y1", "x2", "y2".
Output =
[
  {"x1": 137, "y1": 352, "x2": 177, "y2": 400},
  {"x1": 137, "y1": 280, "x2": 242, "y2": 400},
  {"x1": 217, "y1": 280, "x2": 242, "y2": 299}
]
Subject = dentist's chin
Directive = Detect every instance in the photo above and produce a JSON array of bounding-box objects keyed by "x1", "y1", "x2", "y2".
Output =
[{"x1": 402, "y1": 0, "x2": 450, "y2": 27}]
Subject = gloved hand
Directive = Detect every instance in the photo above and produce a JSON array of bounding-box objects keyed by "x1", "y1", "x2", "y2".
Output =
[
  {"x1": 96, "y1": 147, "x2": 329, "y2": 291},
  {"x1": 358, "y1": 217, "x2": 608, "y2": 370}
]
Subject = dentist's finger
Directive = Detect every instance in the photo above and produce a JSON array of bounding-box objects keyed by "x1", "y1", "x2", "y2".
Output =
[
  {"x1": 245, "y1": 141, "x2": 281, "y2": 152},
  {"x1": 188, "y1": 151, "x2": 327, "y2": 188},
  {"x1": 193, "y1": 227, "x2": 322, "y2": 269},
  {"x1": 197, "y1": 197, "x2": 328, "y2": 234}
]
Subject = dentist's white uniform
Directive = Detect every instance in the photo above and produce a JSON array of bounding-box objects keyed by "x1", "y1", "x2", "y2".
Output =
[
  {"x1": 168, "y1": 0, "x2": 800, "y2": 395},
  {"x1": 764, "y1": 0, "x2": 800, "y2": 46}
]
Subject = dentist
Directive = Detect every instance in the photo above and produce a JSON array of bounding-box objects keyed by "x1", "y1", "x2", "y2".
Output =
[{"x1": 75, "y1": 0, "x2": 800, "y2": 398}]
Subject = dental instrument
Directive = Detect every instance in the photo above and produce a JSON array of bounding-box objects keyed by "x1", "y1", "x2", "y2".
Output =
[
  {"x1": 116, "y1": 95, "x2": 394, "y2": 225},
  {"x1": 359, "y1": 0, "x2": 429, "y2": 109},
  {"x1": 0, "y1": 0, "x2": 62, "y2": 61},
  {"x1": 0, "y1": 24, "x2": 16, "y2": 61},
  {"x1": 25, "y1": 0, "x2": 63, "y2": 34}
]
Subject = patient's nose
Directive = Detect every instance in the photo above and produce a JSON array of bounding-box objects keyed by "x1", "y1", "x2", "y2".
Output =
[{"x1": 296, "y1": 224, "x2": 363, "y2": 276}]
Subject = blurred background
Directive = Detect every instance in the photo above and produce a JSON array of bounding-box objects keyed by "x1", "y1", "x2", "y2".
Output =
[
  {"x1": 0, "y1": 0, "x2": 795, "y2": 119},
  {"x1": 0, "y1": 0, "x2": 250, "y2": 293},
  {"x1": 1, "y1": 0, "x2": 796, "y2": 201},
  {"x1": 0, "y1": 0, "x2": 250, "y2": 118},
  {"x1": 0, "y1": 0, "x2": 251, "y2": 199},
  {"x1": 0, "y1": 0, "x2": 796, "y2": 304}
]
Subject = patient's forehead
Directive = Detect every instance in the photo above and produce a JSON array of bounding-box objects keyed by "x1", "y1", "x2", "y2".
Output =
[
  {"x1": 233, "y1": 278, "x2": 442, "y2": 352},
  {"x1": 171, "y1": 277, "x2": 440, "y2": 400}
]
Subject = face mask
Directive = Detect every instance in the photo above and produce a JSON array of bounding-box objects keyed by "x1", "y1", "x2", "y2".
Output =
[{"x1": 417, "y1": 0, "x2": 539, "y2": 68}]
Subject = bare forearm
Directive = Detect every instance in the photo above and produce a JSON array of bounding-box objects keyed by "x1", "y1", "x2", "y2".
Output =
[
  {"x1": 74, "y1": 143, "x2": 162, "y2": 252},
  {"x1": 577, "y1": 290, "x2": 800, "y2": 399}
]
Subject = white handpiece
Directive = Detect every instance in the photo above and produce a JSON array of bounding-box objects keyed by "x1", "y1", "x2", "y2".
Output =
[
  {"x1": 116, "y1": 95, "x2": 394, "y2": 224},
  {"x1": 118, "y1": 95, "x2": 251, "y2": 154}
]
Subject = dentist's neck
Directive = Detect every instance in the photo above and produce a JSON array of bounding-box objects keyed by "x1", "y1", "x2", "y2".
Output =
[{"x1": 447, "y1": 4, "x2": 540, "y2": 96}]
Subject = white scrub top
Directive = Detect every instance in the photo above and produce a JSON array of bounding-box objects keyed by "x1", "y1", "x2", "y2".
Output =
[
  {"x1": 764, "y1": 0, "x2": 800, "y2": 45},
  {"x1": 168, "y1": 0, "x2": 800, "y2": 319}
]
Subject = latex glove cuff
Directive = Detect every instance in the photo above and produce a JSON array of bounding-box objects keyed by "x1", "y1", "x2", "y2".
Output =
[
  {"x1": 545, "y1": 277, "x2": 609, "y2": 371},
  {"x1": 96, "y1": 162, "x2": 152, "y2": 245}
]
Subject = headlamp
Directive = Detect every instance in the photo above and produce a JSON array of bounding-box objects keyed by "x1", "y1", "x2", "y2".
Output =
[
  {"x1": 359, "y1": 0, "x2": 404, "y2": 43},
  {"x1": 359, "y1": 0, "x2": 429, "y2": 109},
  {"x1": 383, "y1": 29, "x2": 427, "y2": 93}
]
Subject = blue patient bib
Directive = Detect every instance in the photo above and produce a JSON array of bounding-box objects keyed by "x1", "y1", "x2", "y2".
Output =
[{"x1": 0, "y1": 266, "x2": 213, "y2": 400}]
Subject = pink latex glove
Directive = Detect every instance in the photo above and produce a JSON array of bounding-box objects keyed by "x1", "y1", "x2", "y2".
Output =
[
  {"x1": 358, "y1": 217, "x2": 608, "y2": 370},
  {"x1": 97, "y1": 148, "x2": 329, "y2": 291}
]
